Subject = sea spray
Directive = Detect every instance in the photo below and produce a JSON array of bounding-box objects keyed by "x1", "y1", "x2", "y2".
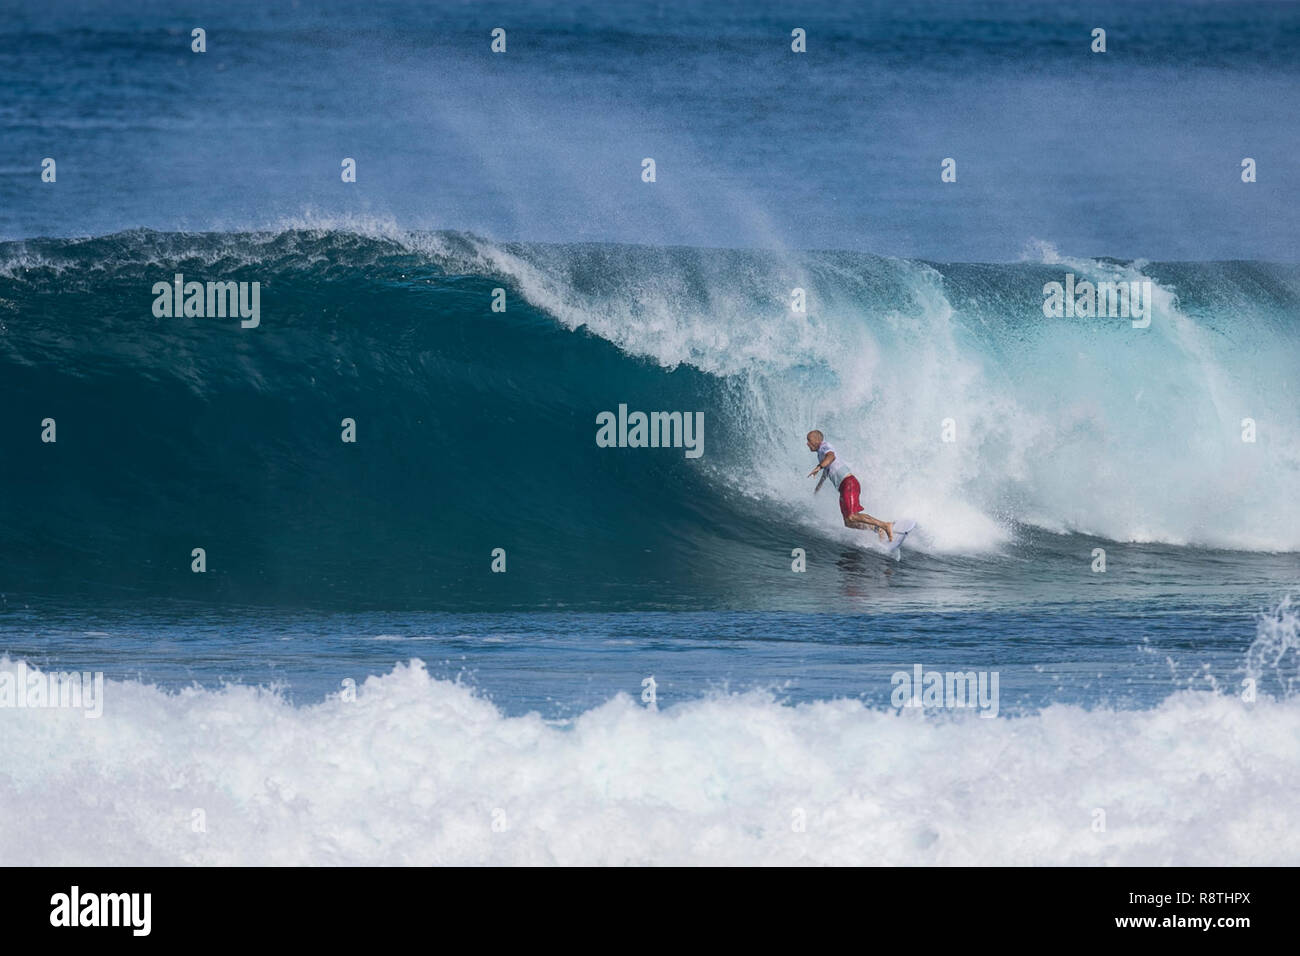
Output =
[{"x1": 1246, "y1": 595, "x2": 1300, "y2": 699}]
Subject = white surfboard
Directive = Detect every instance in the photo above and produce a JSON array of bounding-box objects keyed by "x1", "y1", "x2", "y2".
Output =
[{"x1": 880, "y1": 518, "x2": 917, "y2": 554}]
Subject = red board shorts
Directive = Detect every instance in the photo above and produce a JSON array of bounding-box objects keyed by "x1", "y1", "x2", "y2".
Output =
[{"x1": 839, "y1": 475, "x2": 864, "y2": 521}]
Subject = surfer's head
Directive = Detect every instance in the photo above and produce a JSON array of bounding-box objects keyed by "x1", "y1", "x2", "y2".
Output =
[{"x1": 806, "y1": 429, "x2": 823, "y2": 451}]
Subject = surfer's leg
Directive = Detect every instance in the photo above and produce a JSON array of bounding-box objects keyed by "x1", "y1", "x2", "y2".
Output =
[
  {"x1": 839, "y1": 476, "x2": 893, "y2": 541},
  {"x1": 847, "y1": 512, "x2": 893, "y2": 541}
]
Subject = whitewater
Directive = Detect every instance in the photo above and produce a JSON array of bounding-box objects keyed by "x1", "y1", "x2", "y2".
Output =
[
  {"x1": 3, "y1": 0, "x2": 1298, "y2": 872},
  {"x1": 0, "y1": 595, "x2": 1296, "y2": 866},
  {"x1": 3, "y1": 226, "x2": 1298, "y2": 862},
  {"x1": 4, "y1": 228, "x2": 1298, "y2": 580}
]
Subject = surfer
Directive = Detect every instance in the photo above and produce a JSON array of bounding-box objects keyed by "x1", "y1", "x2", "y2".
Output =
[{"x1": 806, "y1": 430, "x2": 894, "y2": 542}]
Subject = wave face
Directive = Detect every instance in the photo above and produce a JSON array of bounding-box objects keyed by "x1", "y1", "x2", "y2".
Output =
[
  {"x1": 2, "y1": 230, "x2": 1299, "y2": 608},
  {"x1": 2, "y1": 596, "x2": 1298, "y2": 865}
]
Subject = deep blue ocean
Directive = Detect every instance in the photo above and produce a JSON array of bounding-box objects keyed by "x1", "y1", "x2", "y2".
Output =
[{"x1": 1, "y1": 0, "x2": 1298, "y2": 865}]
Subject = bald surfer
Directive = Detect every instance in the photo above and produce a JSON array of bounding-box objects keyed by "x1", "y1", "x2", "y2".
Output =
[{"x1": 806, "y1": 429, "x2": 894, "y2": 542}]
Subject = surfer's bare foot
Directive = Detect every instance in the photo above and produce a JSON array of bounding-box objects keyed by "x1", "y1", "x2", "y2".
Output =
[{"x1": 881, "y1": 522, "x2": 893, "y2": 542}]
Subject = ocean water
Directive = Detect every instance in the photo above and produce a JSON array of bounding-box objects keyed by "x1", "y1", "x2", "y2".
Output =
[{"x1": 1, "y1": 0, "x2": 1299, "y2": 865}]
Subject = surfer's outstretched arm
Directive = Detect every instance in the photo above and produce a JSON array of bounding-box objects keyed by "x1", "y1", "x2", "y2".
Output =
[{"x1": 807, "y1": 448, "x2": 835, "y2": 477}]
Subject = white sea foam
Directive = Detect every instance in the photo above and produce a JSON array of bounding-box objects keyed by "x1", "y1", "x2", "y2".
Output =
[
  {"x1": 446, "y1": 236, "x2": 1300, "y2": 553},
  {"x1": 1, "y1": 652, "x2": 1296, "y2": 865},
  {"x1": 6, "y1": 225, "x2": 1295, "y2": 552}
]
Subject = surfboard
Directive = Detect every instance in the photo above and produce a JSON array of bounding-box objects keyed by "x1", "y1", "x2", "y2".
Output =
[{"x1": 880, "y1": 518, "x2": 917, "y2": 554}]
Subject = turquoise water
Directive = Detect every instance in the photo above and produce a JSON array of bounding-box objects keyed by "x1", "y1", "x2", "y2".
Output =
[
  {"x1": 1, "y1": 0, "x2": 1298, "y2": 865},
  {"x1": 2, "y1": 231, "x2": 1298, "y2": 709}
]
